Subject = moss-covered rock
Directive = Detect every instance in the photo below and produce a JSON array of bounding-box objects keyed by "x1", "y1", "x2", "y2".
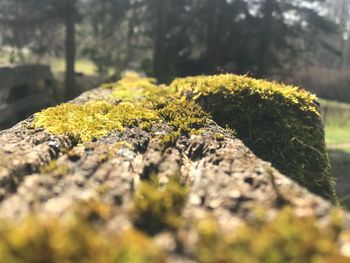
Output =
[
  {"x1": 34, "y1": 73, "x2": 336, "y2": 202},
  {"x1": 34, "y1": 101, "x2": 160, "y2": 143},
  {"x1": 195, "y1": 207, "x2": 349, "y2": 263},
  {"x1": 0, "y1": 204, "x2": 348, "y2": 263},
  {"x1": 1, "y1": 72, "x2": 349, "y2": 262},
  {"x1": 171, "y1": 74, "x2": 336, "y2": 202},
  {"x1": 0, "y1": 203, "x2": 165, "y2": 263}
]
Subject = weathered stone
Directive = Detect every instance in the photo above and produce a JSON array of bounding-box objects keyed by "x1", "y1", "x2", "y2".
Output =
[{"x1": 0, "y1": 77, "x2": 348, "y2": 262}]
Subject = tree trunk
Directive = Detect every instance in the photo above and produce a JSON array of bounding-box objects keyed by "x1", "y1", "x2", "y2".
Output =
[
  {"x1": 64, "y1": 0, "x2": 78, "y2": 100},
  {"x1": 257, "y1": 0, "x2": 274, "y2": 77},
  {"x1": 205, "y1": 0, "x2": 216, "y2": 73},
  {"x1": 153, "y1": 0, "x2": 168, "y2": 82},
  {"x1": 340, "y1": 0, "x2": 350, "y2": 69}
]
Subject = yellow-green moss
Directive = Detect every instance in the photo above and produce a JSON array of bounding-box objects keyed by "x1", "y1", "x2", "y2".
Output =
[
  {"x1": 195, "y1": 207, "x2": 350, "y2": 263},
  {"x1": 73, "y1": 199, "x2": 112, "y2": 222},
  {"x1": 40, "y1": 160, "x2": 70, "y2": 177},
  {"x1": 34, "y1": 89, "x2": 210, "y2": 148},
  {"x1": 157, "y1": 99, "x2": 211, "y2": 147},
  {"x1": 171, "y1": 74, "x2": 336, "y2": 202},
  {"x1": 34, "y1": 73, "x2": 336, "y2": 202},
  {"x1": 34, "y1": 101, "x2": 160, "y2": 143},
  {"x1": 0, "y1": 202, "x2": 165, "y2": 263},
  {"x1": 158, "y1": 100, "x2": 210, "y2": 133},
  {"x1": 103, "y1": 72, "x2": 173, "y2": 106},
  {"x1": 133, "y1": 174, "x2": 188, "y2": 234}
]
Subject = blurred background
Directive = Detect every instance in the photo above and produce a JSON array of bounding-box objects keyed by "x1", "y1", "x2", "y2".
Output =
[{"x1": 0, "y1": 0, "x2": 349, "y2": 204}]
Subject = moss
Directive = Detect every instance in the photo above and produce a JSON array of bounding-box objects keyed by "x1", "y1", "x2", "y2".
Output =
[
  {"x1": 73, "y1": 199, "x2": 112, "y2": 222},
  {"x1": 112, "y1": 229, "x2": 166, "y2": 263},
  {"x1": 40, "y1": 160, "x2": 69, "y2": 177},
  {"x1": 133, "y1": 174, "x2": 188, "y2": 234},
  {"x1": 157, "y1": 99, "x2": 211, "y2": 147},
  {"x1": 214, "y1": 133, "x2": 225, "y2": 141},
  {"x1": 34, "y1": 101, "x2": 159, "y2": 143},
  {"x1": 34, "y1": 92, "x2": 209, "y2": 150},
  {"x1": 35, "y1": 73, "x2": 336, "y2": 202},
  {"x1": 171, "y1": 74, "x2": 336, "y2": 202},
  {"x1": 0, "y1": 202, "x2": 165, "y2": 263},
  {"x1": 158, "y1": 100, "x2": 210, "y2": 133},
  {"x1": 104, "y1": 72, "x2": 173, "y2": 106},
  {"x1": 195, "y1": 207, "x2": 350, "y2": 263}
]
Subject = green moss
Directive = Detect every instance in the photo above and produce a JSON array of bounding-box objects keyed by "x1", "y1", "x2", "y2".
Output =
[
  {"x1": 34, "y1": 73, "x2": 336, "y2": 202},
  {"x1": 158, "y1": 100, "x2": 210, "y2": 133},
  {"x1": 40, "y1": 160, "x2": 69, "y2": 177},
  {"x1": 34, "y1": 90, "x2": 209, "y2": 149},
  {"x1": 171, "y1": 74, "x2": 336, "y2": 202},
  {"x1": 214, "y1": 133, "x2": 225, "y2": 141},
  {"x1": 0, "y1": 202, "x2": 165, "y2": 263},
  {"x1": 133, "y1": 174, "x2": 188, "y2": 234},
  {"x1": 157, "y1": 99, "x2": 211, "y2": 147},
  {"x1": 195, "y1": 207, "x2": 349, "y2": 263},
  {"x1": 73, "y1": 199, "x2": 112, "y2": 222},
  {"x1": 104, "y1": 72, "x2": 173, "y2": 106},
  {"x1": 34, "y1": 101, "x2": 160, "y2": 143}
]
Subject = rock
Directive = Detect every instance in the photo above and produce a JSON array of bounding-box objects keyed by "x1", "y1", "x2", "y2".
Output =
[{"x1": 0, "y1": 73, "x2": 348, "y2": 262}]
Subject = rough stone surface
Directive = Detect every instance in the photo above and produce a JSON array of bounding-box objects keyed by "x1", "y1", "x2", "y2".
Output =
[{"x1": 0, "y1": 87, "x2": 348, "y2": 261}]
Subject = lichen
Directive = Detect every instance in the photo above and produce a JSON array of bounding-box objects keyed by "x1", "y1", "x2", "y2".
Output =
[
  {"x1": 34, "y1": 101, "x2": 160, "y2": 143},
  {"x1": 195, "y1": 207, "x2": 350, "y2": 263},
  {"x1": 133, "y1": 174, "x2": 188, "y2": 234},
  {"x1": 171, "y1": 74, "x2": 336, "y2": 202}
]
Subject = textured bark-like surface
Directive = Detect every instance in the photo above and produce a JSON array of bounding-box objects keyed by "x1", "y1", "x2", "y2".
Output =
[{"x1": 0, "y1": 87, "x2": 348, "y2": 261}]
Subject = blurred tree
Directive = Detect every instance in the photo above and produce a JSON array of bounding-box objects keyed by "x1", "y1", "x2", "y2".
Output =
[
  {"x1": 44, "y1": 0, "x2": 339, "y2": 81},
  {"x1": 0, "y1": 0, "x2": 79, "y2": 99},
  {"x1": 0, "y1": 0, "x2": 59, "y2": 61},
  {"x1": 81, "y1": 0, "x2": 131, "y2": 75},
  {"x1": 326, "y1": 0, "x2": 350, "y2": 68},
  {"x1": 0, "y1": 0, "x2": 339, "y2": 84},
  {"x1": 63, "y1": 0, "x2": 78, "y2": 99},
  {"x1": 242, "y1": 0, "x2": 338, "y2": 77}
]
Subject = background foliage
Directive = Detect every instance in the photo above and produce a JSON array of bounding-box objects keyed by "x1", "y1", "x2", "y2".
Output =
[{"x1": 0, "y1": 0, "x2": 346, "y2": 88}]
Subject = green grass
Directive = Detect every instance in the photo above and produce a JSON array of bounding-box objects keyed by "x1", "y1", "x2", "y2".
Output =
[
  {"x1": 324, "y1": 127, "x2": 350, "y2": 145},
  {"x1": 320, "y1": 99, "x2": 350, "y2": 146},
  {"x1": 320, "y1": 99, "x2": 350, "y2": 208},
  {"x1": 0, "y1": 48, "x2": 99, "y2": 76},
  {"x1": 50, "y1": 58, "x2": 97, "y2": 75},
  {"x1": 328, "y1": 149, "x2": 350, "y2": 208}
]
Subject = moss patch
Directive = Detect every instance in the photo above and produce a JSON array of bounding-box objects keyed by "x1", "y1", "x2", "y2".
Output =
[
  {"x1": 171, "y1": 74, "x2": 336, "y2": 202},
  {"x1": 40, "y1": 160, "x2": 70, "y2": 178},
  {"x1": 196, "y1": 207, "x2": 349, "y2": 263},
  {"x1": 157, "y1": 99, "x2": 211, "y2": 147},
  {"x1": 158, "y1": 100, "x2": 210, "y2": 133},
  {"x1": 0, "y1": 203, "x2": 165, "y2": 263},
  {"x1": 34, "y1": 73, "x2": 336, "y2": 202},
  {"x1": 34, "y1": 101, "x2": 159, "y2": 143},
  {"x1": 133, "y1": 174, "x2": 188, "y2": 234},
  {"x1": 103, "y1": 72, "x2": 173, "y2": 106},
  {"x1": 0, "y1": 202, "x2": 349, "y2": 262},
  {"x1": 34, "y1": 74, "x2": 210, "y2": 148}
]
